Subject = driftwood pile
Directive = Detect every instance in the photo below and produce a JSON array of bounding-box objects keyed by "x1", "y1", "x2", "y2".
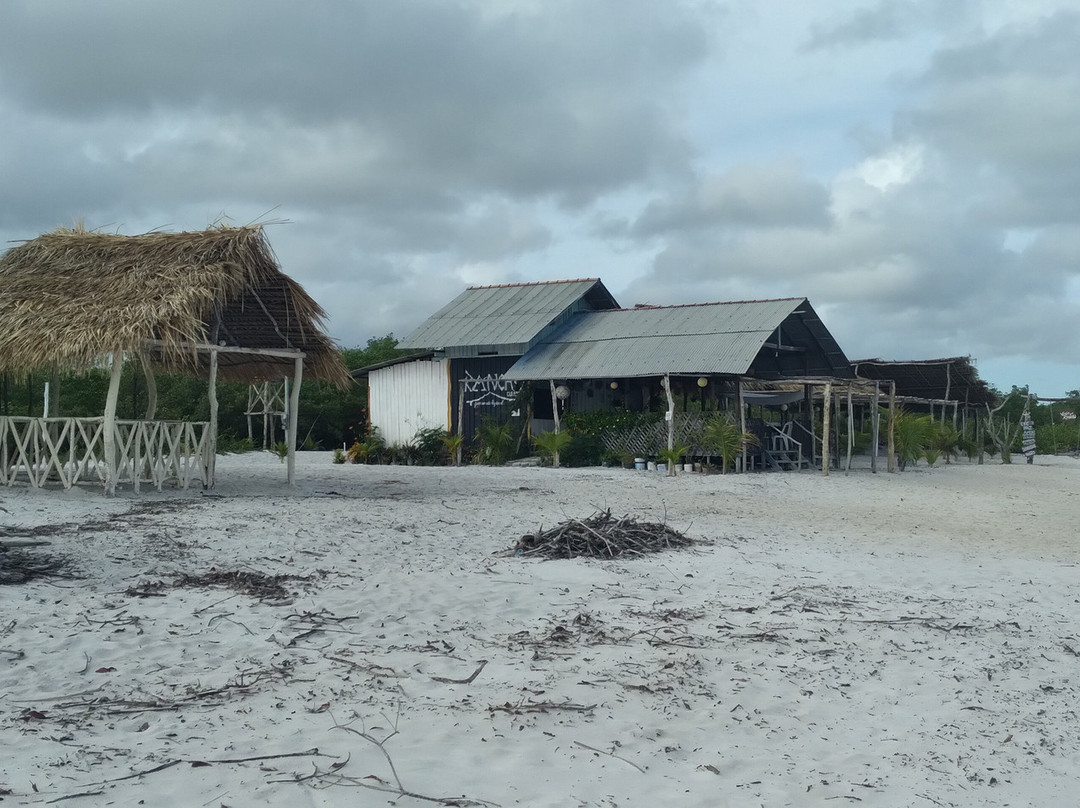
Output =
[
  {"x1": 509, "y1": 510, "x2": 696, "y2": 559},
  {"x1": 126, "y1": 569, "x2": 303, "y2": 605}
]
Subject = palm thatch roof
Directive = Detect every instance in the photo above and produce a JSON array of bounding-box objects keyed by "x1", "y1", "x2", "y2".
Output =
[
  {"x1": 851, "y1": 356, "x2": 996, "y2": 406},
  {"x1": 0, "y1": 225, "x2": 350, "y2": 387}
]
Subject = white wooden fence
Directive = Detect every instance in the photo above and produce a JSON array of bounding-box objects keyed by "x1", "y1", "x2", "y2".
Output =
[{"x1": 0, "y1": 416, "x2": 212, "y2": 492}]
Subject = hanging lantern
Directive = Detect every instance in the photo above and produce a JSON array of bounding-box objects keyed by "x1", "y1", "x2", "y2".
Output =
[
  {"x1": 609, "y1": 381, "x2": 619, "y2": 390},
  {"x1": 697, "y1": 377, "x2": 708, "y2": 388},
  {"x1": 555, "y1": 385, "x2": 571, "y2": 400}
]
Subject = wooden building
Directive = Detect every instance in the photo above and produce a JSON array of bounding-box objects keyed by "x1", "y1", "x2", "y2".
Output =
[{"x1": 363, "y1": 279, "x2": 877, "y2": 470}]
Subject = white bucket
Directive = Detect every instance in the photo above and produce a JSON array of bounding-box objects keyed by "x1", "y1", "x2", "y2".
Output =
[
  {"x1": 647, "y1": 461, "x2": 657, "y2": 471},
  {"x1": 656, "y1": 463, "x2": 667, "y2": 474},
  {"x1": 634, "y1": 460, "x2": 646, "y2": 471}
]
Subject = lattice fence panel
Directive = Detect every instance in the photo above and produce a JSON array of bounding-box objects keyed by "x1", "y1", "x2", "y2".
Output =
[
  {"x1": 599, "y1": 413, "x2": 712, "y2": 457},
  {"x1": 1, "y1": 416, "x2": 210, "y2": 491}
]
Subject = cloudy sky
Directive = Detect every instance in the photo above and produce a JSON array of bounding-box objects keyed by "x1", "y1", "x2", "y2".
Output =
[{"x1": 2, "y1": 1, "x2": 1078, "y2": 396}]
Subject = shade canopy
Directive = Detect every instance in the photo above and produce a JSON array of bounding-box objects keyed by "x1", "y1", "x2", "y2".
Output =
[{"x1": 0, "y1": 225, "x2": 349, "y2": 386}]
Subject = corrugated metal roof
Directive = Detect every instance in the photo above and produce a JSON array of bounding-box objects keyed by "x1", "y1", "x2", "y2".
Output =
[
  {"x1": 398, "y1": 278, "x2": 617, "y2": 350},
  {"x1": 503, "y1": 298, "x2": 805, "y2": 380}
]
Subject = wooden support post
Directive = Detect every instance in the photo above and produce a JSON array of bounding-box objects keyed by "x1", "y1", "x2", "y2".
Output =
[
  {"x1": 807, "y1": 384, "x2": 817, "y2": 466},
  {"x1": 664, "y1": 374, "x2": 675, "y2": 451},
  {"x1": 821, "y1": 381, "x2": 831, "y2": 477},
  {"x1": 736, "y1": 379, "x2": 746, "y2": 472},
  {"x1": 456, "y1": 383, "x2": 465, "y2": 466},
  {"x1": 845, "y1": 387, "x2": 854, "y2": 474},
  {"x1": 287, "y1": 356, "x2": 303, "y2": 485},
  {"x1": 549, "y1": 380, "x2": 561, "y2": 468},
  {"x1": 140, "y1": 351, "x2": 158, "y2": 420},
  {"x1": 207, "y1": 349, "x2": 219, "y2": 488},
  {"x1": 871, "y1": 382, "x2": 880, "y2": 474},
  {"x1": 887, "y1": 382, "x2": 896, "y2": 473},
  {"x1": 664, "y1": 374, "x2": 676, "y2": 476},
  {"x1": 103, "y1": 352, "x2": 125, "y2": 495}
]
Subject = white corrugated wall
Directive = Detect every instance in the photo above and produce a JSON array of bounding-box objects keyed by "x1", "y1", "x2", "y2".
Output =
[{"x1": 369, "y1": 359, "x2": 450, "y2": 445}]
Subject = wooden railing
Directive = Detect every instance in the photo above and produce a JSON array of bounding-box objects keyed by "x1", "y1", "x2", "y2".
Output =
[{"x1": 0, "y1": 416, "x2": 212, "y2": 492}]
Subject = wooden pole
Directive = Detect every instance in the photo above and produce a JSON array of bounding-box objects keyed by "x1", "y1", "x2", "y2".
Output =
[
  {"x1": 664, "y1": 374, "x2": 675, "y2": 450},
  {"x1": 887, "y1": 382, "x2": 896, "y2": 473},
  {"x1": 140, "y1": 350, "x2": 157, "y2": 420},
  {"x1": 287, "y1": 356, "x2": 303, "y2": 485},
  {"x1": 871, "y1": 382, "x2": 880, "y2": 474},
  {"x1": 549, "y1": 380, "x2": 561, "y2": 468},
  {"x1": 845, "y1": 387, "x2": 854, "y2": 474},
  {"x1": 103, "y1": 352, "x2": 125, "y2": 495},
  {"x1": 807, "y1": 384, "x2": 817, "y2": 466},
  {"x1": 821, "y1": 381, "x2": 831, "y2": 477},
  {"x1": 207, "y1": 349, "x2": 219, "y2": 488},
  {"x1": 664, "y1": 374, "x2": 676, "y2": 476},
  {"x1": 737, "y1": 379, "x2": 746, "y2": 472},
  {"x1": 456, "y1": 383, "x2": 465, "y2": 466}
]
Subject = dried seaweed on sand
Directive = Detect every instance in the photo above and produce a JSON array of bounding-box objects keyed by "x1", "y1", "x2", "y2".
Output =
[{"x1": 507, "y1": 510, "x2": 697, "y2": 559}]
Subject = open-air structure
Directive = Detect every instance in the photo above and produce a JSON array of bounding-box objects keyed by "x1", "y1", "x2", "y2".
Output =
[{"x1": 0, "y1": 225, "x2": 350, "y2": 493}]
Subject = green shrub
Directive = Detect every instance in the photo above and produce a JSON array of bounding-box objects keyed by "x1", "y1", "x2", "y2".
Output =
[
  {"x1": 412, "y1": 426, "x2": 449, "y2": 465},
  {"x1": 216, "y1": 433, "x2": 255, "y2": 455}
]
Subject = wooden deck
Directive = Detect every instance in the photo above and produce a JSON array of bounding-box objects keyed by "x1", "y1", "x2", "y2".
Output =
[{"x1": 0, "y1": 416, "x2": 212, "y2": 492}]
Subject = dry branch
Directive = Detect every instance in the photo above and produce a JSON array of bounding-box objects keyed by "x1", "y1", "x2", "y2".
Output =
[{"x1": 507, "y1": 510, "x2": 697, "y2": 559}]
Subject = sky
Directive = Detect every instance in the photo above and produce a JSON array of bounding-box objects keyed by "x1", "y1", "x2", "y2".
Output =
[{"x1": 1, "y1": 0, "x2": 1078, "y2": 397}]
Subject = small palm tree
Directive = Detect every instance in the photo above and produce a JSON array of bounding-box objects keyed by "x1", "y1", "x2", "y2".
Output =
[
  {"x1": 440, "y1": 432, "x2": 464, "y2": 466},
  {"x1": 702, "y1": 414, "x2": 759, "y2": 474},
  {"x1": 533, "y1": 429, "x2": 573, "y2": 467},
  {"x1": 891, "y1": 408, "x2": 934, "y2": 470},
  {"x1": 474, "y1": 418, "x2": 515, "y2": 466},
  {"x1": 658, "y1": 444, "x2": 691, "y2": 476}
]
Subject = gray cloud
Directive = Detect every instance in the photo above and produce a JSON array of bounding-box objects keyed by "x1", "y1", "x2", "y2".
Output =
[
  {"x1": 1, "y1": 1, "x2": 1078, "y2": 393},
  {"x1": 632, "y1": 160, "x2": 833, "y2": 236}
]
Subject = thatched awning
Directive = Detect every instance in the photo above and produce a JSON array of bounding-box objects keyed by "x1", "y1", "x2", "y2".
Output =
[
  {"x1": 851, "y1": 356, "x2": 996, "y2": 406},
  {"x1": 0, "y1": 225, "x2": 350, "y2": 387}
]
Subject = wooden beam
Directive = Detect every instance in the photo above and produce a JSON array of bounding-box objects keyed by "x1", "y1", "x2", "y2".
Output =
[
  {"x1": 143, "y1": 340, "x2": 306, "y2": 361},
  {"x1": 287, "y1": 355, "x2": 303, "y2": 485}
]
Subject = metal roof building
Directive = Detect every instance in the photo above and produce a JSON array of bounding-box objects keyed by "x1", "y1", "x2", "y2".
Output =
[
  {"x1": 398, "y1": 278, "x2": 619, "y2": 357},
  {"x1": 503, "y1": 298, "x2": 853, "y2": 381}
]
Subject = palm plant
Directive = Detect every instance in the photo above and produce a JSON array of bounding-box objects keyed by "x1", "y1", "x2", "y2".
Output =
[
  {"x1": 891, "y1": 408, "x2": 934, "y2": 470},
  {"x1": 440, "y1": 432, "x2": 464, "y2": 466},
  {"x1": 702, "y1": 414, "x2": 759, "y2": 474},
  {"x1": 532, "y1": 429, "x2": 573, "y2": 467},
  {"x1": 928, "y1": 423, "x2": 962, "y2": 464},
  {"x1": 658, "y1": 443, "x2": 691, "y2": 476},
  {"x1": 474, "y1": 418, "x2": 515, "y2": 466}
]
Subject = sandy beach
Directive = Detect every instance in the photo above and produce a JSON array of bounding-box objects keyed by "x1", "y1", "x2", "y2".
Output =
[{"x1": 2, "y1": 453, "x2": 1079, "y2": 807}]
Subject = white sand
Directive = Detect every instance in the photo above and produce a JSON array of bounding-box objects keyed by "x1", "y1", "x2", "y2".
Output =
[{"x1": 2, "y1": 453, "x2": 1079, "y2": 807}]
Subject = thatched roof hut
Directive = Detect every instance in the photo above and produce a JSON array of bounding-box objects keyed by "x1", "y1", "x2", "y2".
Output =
[
  {"x1": 0, "y1": 225, "x2": 350, "y2": 492},
  {"x1": 0, "y1": 225, "x2": 349, "y2": 386}
]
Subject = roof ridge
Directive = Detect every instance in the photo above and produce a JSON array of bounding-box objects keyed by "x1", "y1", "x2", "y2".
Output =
[
  {"x1": 466, "y1": 278, "x2": 599, "y2": 291},
  {"x1": 612, "y1": 296, "x2": 806, "y2": 312}
]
